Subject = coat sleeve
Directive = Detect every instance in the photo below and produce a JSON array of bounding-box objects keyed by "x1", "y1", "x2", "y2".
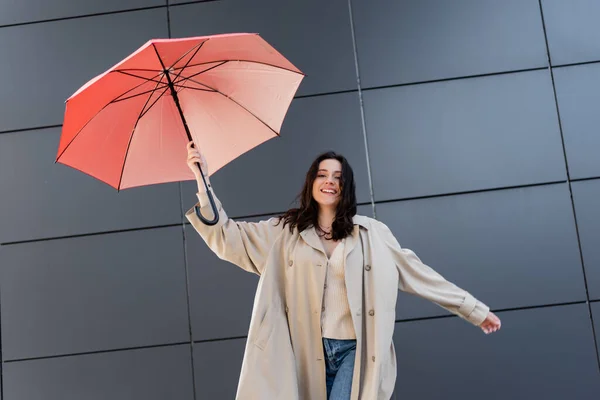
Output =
[
  {"x1": 185, "y1": 190, "x2": 283, "y2": 276},
  {"x1": 377, "y1": 221, "x2": 490, "y2": 326}
]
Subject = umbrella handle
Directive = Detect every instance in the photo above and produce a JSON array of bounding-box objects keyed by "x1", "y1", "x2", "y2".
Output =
[{"x1": 194, "y1": 162, "x2": 220, "y2": 226}]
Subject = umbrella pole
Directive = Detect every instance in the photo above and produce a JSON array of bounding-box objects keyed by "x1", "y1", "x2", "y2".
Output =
[{"x1": 165, "y1": 72, "x2": 219, "y2": 226}]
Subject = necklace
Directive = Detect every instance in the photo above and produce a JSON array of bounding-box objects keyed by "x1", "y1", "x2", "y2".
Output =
[{"x1": 317, "y1": 225, "x2": 333, "y2": 240}]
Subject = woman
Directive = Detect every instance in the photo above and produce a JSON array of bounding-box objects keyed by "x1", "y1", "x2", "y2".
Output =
[{"x1": 186, "y1": 141, "x2": 501, "y2": 400}]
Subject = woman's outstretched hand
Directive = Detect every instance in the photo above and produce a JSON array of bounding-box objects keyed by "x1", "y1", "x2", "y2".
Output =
[
  {"x1": 480, "y1": 311, "x2": 501, "y2": 334},
  {"x1": 187, "y1": 140, "x2": 209, "y2": 192}
]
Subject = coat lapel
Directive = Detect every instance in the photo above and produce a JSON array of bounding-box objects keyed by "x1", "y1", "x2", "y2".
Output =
[
  {"x1": 344, "y1": 224, "x2": 363, "y2": 322},
  {"x1": 299, "y1": 227, "x2": 325, "y2": 255},
  {"x1": 343, "y1": 225, "x2": 359, "y2": 259}
]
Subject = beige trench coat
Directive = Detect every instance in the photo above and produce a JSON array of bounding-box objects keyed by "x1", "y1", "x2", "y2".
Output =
[{"x1": 186, "y1": 192, "x2": 489, "y2": 400}]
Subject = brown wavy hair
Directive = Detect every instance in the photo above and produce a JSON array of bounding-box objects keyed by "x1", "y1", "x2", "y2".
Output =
[{"x1": 277, "y1": 151, "x2": 357, "y2": 240}]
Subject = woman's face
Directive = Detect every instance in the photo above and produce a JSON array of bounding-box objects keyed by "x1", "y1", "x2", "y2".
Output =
[{"x1": 312, "y1": 159, "x2": 342, "y2": 209}]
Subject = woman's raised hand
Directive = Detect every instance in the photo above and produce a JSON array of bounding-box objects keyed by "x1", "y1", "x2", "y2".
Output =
[{"x1": 187, "y1": 140, "x2": 210, "y2": 191}]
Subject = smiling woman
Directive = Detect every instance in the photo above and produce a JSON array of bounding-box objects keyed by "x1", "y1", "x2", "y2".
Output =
[
  {"x1": 185, "y1": 142, "x2": 501, "y2": 400},
  {"x1": 280, "y1": 151, "x2": 357, "y2": 243},
  {"x1": 312, "y1": 159, "x2": 344, "y2": 236}
]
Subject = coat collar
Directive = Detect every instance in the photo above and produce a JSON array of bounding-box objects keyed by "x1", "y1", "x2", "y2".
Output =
[
  {"x1": 352, "y1": 214, "x2": 370, "y2": 230},
  {"x1": 299, "y1": 214, "x2": 370, "y2": 255}
]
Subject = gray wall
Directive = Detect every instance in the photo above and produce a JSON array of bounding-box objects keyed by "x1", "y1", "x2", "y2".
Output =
[{"x1": 1, "y1": 1, "x2": 599, "y2": 399}]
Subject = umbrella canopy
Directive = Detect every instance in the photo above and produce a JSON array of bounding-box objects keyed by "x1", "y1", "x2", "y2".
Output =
[{"x1": 56, "y1": 33, "x2": 304, "y2": 222}]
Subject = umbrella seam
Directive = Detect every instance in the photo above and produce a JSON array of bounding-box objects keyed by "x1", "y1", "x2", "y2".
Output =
[
  {"x1": 112, "y1": 85, "x2": 169, "y2": 104},
  {"x1": 155, "y1": 39, "x2": 207, "y2": 75},
  {"x1": 137, "y1": 86, "x2": 170, "y2": 120},
  {"x1": 169, "y1": 40, "x2": 207, "y2": 84},
  {"x1": 178, "y1": 76, "x2": 282, "y2": 137},
  {"x1": 151, "y1": 40, "x2": 281, "y2": 136},
  {"x1": 114, "y1": 70, "x2": 165, "y2": 86},
  {"x1": 172, "y1": 58, "x2": 305, "y2": 77},
  {"x1": 117, "y1": 74, "x2": 168, "y2": 190},
  {"x1": 172, "y1": 84, "x2": 215, "y2": 93},
  {"x1": 173, "y1": 61, "x2": 227, "y2": 87},
  {"x1": 56, "y1": 70, "x2": 165, "y2": 162}
]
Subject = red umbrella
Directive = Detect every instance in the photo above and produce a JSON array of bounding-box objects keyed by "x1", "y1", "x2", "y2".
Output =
[{"x1": 56, "y1": 33, "x2": 304, "y2": 225}]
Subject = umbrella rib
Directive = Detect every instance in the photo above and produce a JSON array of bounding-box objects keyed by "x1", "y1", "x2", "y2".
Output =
[
  {"x1": 181, "y1": 78, "x2": 281, "y2": 137},
  {"x1": 112, "y1": 85, "x2": 169, "y2": 103},
  {"x1": 117, "y1": 77, "x2": 168, "y2": 190},
  {"x1": 56, "y1": 72, "x2": 166, "y2": 162},
  {"x1": 138, "y1": 86, "x2": 170, "y2": 120},
  {"x1": 116, "y1": 70, "x2": 165, "y2": 85},
  {"x1": 151, "y1": 41, "x2": 287, "y2": 137},
  {"x1": 172, "y1": 59, "x2": 305, "y2": 77},
  {"x1": 177, "y1": 76, "x2": 217, "y2": 91},
  {"x1": 170, "y1": 41, "x2": 206, "y2": 84},
  {"x1": 165, "y1": 40, "x2": 207, "y2": 72},
  {"x1": 110, "y1": 70, "x2": 165, "y2": 104},
  {"x1": 114, "y1": 68, "x2": 163, "y2": 73},
  {"x1": 173, "y1": 60, "x2": 227, "y2": 87},
  {"x1": 173, "y1": 85, "x2": 215, "y2": 93}
]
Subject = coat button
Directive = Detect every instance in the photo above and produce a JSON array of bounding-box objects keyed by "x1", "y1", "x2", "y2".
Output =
[
  {"x1": 369, "y1": 309, "x2": 375, "y2": 316},
  {"x1": 285, "y1": 306, "x2": 289, "y2": 313},
  {"x1": 372, "y1": 356, "x2": 376, "y2": 362},
  {"x1": 365, "y1": 264, "x2": 371, "y2": 271},
  {"x1": 322, "y1": 306, "x2": 326, "y2": 312},
  {"x1": 288, "y1": 260, "x2": 293, "y2": 267},
  {"x1": 324, "y1": 283, "x2": 328, "y2": 289}
]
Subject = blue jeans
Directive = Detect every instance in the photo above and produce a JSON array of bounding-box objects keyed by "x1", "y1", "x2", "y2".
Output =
[{"x1": 322, "y1": 338, "x2": 357, "y2": 400}]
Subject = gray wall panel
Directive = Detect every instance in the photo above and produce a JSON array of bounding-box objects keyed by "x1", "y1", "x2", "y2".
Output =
[
  {"x1": 194, "y1": 338, "x2": 246, "y2": 399},
  {"x1": 0, "y1": 1, "x2": 599, "y2": 397},
  {"x1": 541, "y1": 0, "x2": 600, "y2": 65},
  {"x1": 181, "y1": 92, "x2": 370, "y2": 218},
  {"x1": 376, "y1": 184, "x2": 585, "y2": 321},
  {"x1": 592, "y1": 302, "x2": 600, "y2": 354},
  {"x1": 169, "y1": 0, "x2": 212, "y2": 4},
  {"x1": 364, "y1": 70, "x2": 566, "y2": 201},
  {"x1": 169, "y1": 0, "x2": 357, "y2": 96},
  {"x1": 3, "y1": 345, "x2": 194, "y2": 400},
  {"x1": 572, "y1": 180, "x2": 600, "y2": 300},
  {"x1": 0, "y1": 227, "x2": 189, "y2": 360},
  {"x1": 393, "y1": 305, "x2": 600, "y2": 399},
  {"x1": 0, "y1": 128, "x2": 181, "y2": 243},
  {"x1": 186, "y1": 205, "x2": 372, "y2": 341},
  {"x1": 0, "y1": 8, "x2": 168, "y2": 133},
  {"x1": 0, "y1": 0, "x2": 165, "y2": 26},
  {"x1": 352, "y1": 0, "x2": 547, "y2": 88},
  {"x1": 186, "y1": 222, "x2": 259, "y2": 341},
  {"x1": 553, "y1": 63, "x2": 600, "y2": 179}
]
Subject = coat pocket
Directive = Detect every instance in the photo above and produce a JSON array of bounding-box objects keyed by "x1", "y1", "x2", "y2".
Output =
[{"x1": 254, "y1": 309, "x2": 274, "y2": 351}]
